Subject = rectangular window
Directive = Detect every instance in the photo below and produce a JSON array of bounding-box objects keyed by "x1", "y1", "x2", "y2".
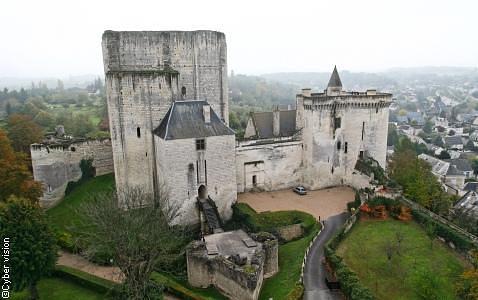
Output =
[
  {"x1": 196, "y1": 139, "x2": 205, "y2": 150},
  {"x1": 344, "y1": 142, "x2": 348, "y2": 153},
  {"x1": 252, "y1": 175, "x2": 257, "y2": 186},
  {"x1": 334, "y1": 117, "x2": 341, "y2": 130}
]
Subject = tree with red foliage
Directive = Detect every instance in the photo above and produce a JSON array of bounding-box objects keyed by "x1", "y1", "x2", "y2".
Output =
[{"x1": 0, "y1": 129, "x2": 42, "y2": 203}]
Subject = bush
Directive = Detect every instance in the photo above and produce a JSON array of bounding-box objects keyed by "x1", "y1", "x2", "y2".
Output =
[
  {"x1": 54, "y1": 265, "x2": 117, "y2": 296},
  {"x1": 65, "y1": 158, "x2": 96, "y2": 195},
  {"x1": 324, "y1": 214, "x2": 375, "y2": 300},
  {"x1": 285, "y1": 282, "x2": 304, "y2": 299},
  {"x1": 347, "y1": 191, "x2": 362, "y2": 212},
  {"x1": 411, "y1": 209, "x2": 474, "y2": 252},
  {"x1": 226, "y1": 203, "x2": 316, "y2": 239}
]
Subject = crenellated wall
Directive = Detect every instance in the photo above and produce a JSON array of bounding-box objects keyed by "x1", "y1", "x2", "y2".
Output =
[{"x1": 30, "y1": 139, "x2": 113, "y2": 207}]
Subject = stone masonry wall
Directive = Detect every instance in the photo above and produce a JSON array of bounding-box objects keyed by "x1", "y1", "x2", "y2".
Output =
[
  {"x1": 235, "y1": 139, "x2": 303, "y2": 193},
  {"x1": 298, "y1": 95, "x2": 390, "y2": 190},
  {"x1": 31, "y1": 139, "x2": 113, "y2": 207},
  {"x1": 155, "y1": 135, "x2": 237, "y2": 225},
  {"x1": 102, "y1": 30, "x2": 228, "y2": 198}
]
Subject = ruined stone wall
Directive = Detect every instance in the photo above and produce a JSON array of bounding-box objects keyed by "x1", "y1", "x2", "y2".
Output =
[
  {"x1": 31, "y1": 139, "x2": 113, "y2": 207},
  {"x1": 299, "y1": 95, "x2": 390, "y2": 190},
  {"x1": 186, "y1": 247, "x2": 265, "y2": 300},
  {"x1": 155, "y1": 135, "x2": 237, "y2": 225},
  {"x1": 276, "y1": 224, "x2": 303, "y2": 242},
  {"x1": 102, "y1": 30, "x2": 228, "y2": 197},
  {"x1": 235, "y1": 139, "x2": 303, "y2": 193}
]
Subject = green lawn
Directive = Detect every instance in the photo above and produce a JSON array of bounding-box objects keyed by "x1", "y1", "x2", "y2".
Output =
[
  {"x1": 47, "y1": 173, "x2": 115, "y2": 233},
  {"x1": 336, "y1": 219, "x2": 467, "y2": 300},
  {"x1": 260, "y1": 221, "x2": 320, "y2": 299},
  {"x1": 11, "y1": 277, "x2": 108, "y2": 300}
]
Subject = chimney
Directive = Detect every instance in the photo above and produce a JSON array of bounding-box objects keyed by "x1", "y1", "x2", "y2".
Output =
[
  {"x1": 273, "y1": 105, "x2": 280, "y2": 137},
  {"x1": 302, "y1": 88, "x2": 311, "y2": 97},
  {"x1": 203, "y1": 104, "x2": 211, "y2": 123}
]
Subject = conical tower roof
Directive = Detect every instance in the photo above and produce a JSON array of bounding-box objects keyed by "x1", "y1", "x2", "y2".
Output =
[{"x1": 327, "y1": 66, "x2": 342, "y2": 88}]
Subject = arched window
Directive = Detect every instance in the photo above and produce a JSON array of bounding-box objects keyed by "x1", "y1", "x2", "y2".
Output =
[
  {"x1": 137, "y1": 127, "x2": 141, "y2": 138},
  {"x1": 181, "y1": 86, "x2": 186, "y2": 98}
]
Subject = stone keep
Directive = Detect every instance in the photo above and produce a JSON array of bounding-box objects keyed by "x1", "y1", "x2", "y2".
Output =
[
  {"x1": 102, "y1": 31, "x2": 228, "y2": 197},
  {"x1": 297, "y1": 66, "x2": 391, "y2": 189}
]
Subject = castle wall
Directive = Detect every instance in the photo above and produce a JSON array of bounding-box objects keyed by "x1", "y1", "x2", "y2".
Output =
[
  {"x1": 299, "y1": 95, "x2": 390, "y2": 190},
  {"x1": 30, "y1": 139, "x2": 113, "y2": 207},
  {"x1": 102, "y1": 30, "x2": 228, "y2": 197},
  {"x1": 155, "y1": 135, "x2": 237, "y2": 225},
  {"x1": 235, "y1": 139, "x2": 303, "y2": 193}
]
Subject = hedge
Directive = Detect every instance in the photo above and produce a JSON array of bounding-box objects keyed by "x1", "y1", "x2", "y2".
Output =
[
  {"x1": 226, "y1": 203, "x2": 316, "y2": 239},
  {"x1": 324, "y1": 214, "x2": 375, "y2": 300},
  {"x1": 54, "y1": 265, "x2": 118, "y2": 296},
  {"x1": 411, "y1": 209, "x2": 474, "y2": 252}
]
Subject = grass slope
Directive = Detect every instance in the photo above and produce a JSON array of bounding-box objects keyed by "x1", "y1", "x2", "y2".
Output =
[
  {"x1": 336, "y1": 219, "x2": 466, "y2": 300},
  {"x1": 47, "y1": 173, "x2": 115, "y2": 232},
  {"x1": 11, "y1": 277, "x2": 108, "y2": 300}
]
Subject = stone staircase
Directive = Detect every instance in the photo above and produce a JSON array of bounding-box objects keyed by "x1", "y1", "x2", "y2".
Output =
[{"x1": 198, "y1": 196, "x2": 223, "y2": 234}]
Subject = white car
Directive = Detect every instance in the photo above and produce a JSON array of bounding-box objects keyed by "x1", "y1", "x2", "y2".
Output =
[{"x1": 293, "y1": 186, "x2": 307, "y2": 195}]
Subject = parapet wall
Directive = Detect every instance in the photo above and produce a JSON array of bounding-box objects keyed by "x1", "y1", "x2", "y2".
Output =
[{"x1": 31, "y1": 139, "x2": 113, "y2": 207}]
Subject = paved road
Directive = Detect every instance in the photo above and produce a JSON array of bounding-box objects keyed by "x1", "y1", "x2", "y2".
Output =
[{"x1": 303, "y1": 213, "x2": 348, "y2": 300}]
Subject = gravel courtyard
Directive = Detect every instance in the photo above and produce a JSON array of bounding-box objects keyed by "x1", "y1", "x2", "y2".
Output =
[{"x1": 237, "y1": 186, "x2": 354, "y2": 220}]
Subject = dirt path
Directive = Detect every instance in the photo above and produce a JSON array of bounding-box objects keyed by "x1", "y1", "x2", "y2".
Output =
[
  {"x1": 57, "y1": 250, "x2": 124, "y2": 283},
  {"x1": 57, "y1": 251, "x2": 179, "y2": 300},
  {"x1": 238, "y1": 186, "x2": 354, "y2": 220}
]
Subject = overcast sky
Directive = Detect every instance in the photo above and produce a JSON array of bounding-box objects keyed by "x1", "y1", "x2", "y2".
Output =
[{"x1": 1, "y1": 0, "x2": 477, "y2": 78}]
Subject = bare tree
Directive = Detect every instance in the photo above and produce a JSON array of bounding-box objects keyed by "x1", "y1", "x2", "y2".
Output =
[{"x1": 76, "y1": 184, "x2": 189, "y2": 299}]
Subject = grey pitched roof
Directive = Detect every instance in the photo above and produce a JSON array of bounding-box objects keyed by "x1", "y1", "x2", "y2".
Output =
[
  {"x1": 454, "y1": 191, "x2": 478, "y2": 218},
  {"x1": 446, "y1": 165, "x2": 463, "y2": 176},
  {"x1": 327, "y1": 66, "x2": 342, "y2": 88},
  {"x1": 154, "y1": 100, "x2": 234, "y2": 140},
  {"x1": 445, "y1": 158, "x2": 473, "y2": 172},
  {"x1": 444, "y1": 136, "x2": 463, "y2": 147},
  {"x1": 464, "y1": 182, "x2": 478, "y2": 192},
  {"x1": 251, "y1": 110, "x2": 297, "y2": 139}
]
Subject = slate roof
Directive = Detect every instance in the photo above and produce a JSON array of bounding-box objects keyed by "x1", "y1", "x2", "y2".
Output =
[
  {"x1": 250, "y1": 110, "x2": 297, "y2": 139},
  {"x1": 444, "y1": 136, "x2": 463, "y2": 147},
  {"x1": 327, "y1": 66, "x2": 342, "y2": 88},
  {"x1": 445, "y1": 159, "x2": 473, "y2": 172},
  {"x1": 454, "y1": 191, "x2": 478, "y2": 218},
  {"x1": 418, "y1": 153, "x2": 450, "y2": 177},
  {"x1": 154, "y1": 100, "x2": 234, "y2": 140},
  {"x1": 446, "y1": 165, "x2": 463, "y2": 176},
  {"x1": 464, "y1": 182, "x2": 478, "y2": 192}
]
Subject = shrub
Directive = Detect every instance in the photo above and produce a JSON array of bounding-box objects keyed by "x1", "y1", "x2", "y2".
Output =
[
  {"x1": 411, "y1": 209, "x2": 474, "y2": 252},
  {"x1": 65, "y1": 158, "x2": 96, "y2": 195},
  {"x1": 54, "y1": 265, "x2": 117, "y2": 296},
  {"x1": 226, "y1": 203, "x2": 316, "y2": 240},
  {"x1": 285, "y1": 283, "x2": 304, "y2": 299}
]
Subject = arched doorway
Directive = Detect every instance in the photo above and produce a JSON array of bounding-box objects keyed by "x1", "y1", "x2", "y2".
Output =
[{"x1": 198, "y1": 185, "x2": 207, "y2": 199}]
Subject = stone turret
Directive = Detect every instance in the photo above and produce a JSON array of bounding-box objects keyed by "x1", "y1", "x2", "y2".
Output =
[{"x1": 326, "y1": 66, "x2": 343, "y2": 96}]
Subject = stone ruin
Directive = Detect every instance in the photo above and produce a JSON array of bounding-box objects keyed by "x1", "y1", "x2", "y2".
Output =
[{"x1": 186, "y1": 230, "x2": 278, "y2": 300}]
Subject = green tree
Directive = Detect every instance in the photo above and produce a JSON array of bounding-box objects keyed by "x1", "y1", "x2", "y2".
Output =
[
  {"x1": 7, "y1": 114, "x2": 43, "y2": 153},
  {"x1": 0, "y1": 196, "x2": 57, "y2": 299},
  {"x1": 33, "y1": 110, "x2": 55, "y2": 129}
]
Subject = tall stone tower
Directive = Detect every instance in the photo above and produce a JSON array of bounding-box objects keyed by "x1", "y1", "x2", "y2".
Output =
[
  {"x1": 296, "y1": 67, "x2": 392, "y2": 190},
  {"x1": 102, "y1": 31, "x2": 228, "y2": 196}
]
